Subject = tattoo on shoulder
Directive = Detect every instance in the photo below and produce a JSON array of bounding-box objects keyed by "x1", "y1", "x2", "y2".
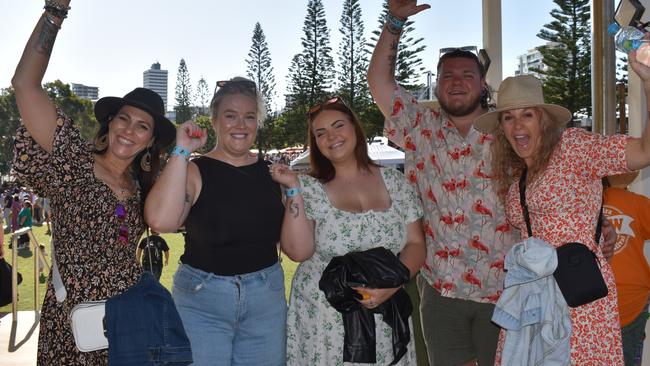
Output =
[
  {"x1": 34, "y1": 20, "x2": 59, "y2": 55},
  {"x1": 290, "y1": 201, "x2": 300, "y2": 219}
]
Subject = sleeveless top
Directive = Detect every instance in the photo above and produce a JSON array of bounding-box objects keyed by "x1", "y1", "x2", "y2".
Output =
[{"x1": 181, "y1": 156, "x2": 284, "y2": 275}]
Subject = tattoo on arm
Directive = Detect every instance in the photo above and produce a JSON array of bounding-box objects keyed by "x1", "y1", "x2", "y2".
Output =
[
  {"x1": 184, "y1": 193, "x2": 191, "y2": 204},
  {"x1": 34, "y1": 18, "x2": 59, "y2": 55},
  {"x1": 290, "y1": 201, "x2": 300, "y2": 219}
]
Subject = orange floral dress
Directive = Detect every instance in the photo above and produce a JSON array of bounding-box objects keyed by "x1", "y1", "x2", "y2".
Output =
[{"x1": 496, "y1": 128, "x2": 628, "y2": 365}]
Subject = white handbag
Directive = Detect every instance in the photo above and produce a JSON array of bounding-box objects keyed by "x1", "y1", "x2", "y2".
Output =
[
  {"x1": 51, "y1": 233, "x2": 109, "y2": 352},
  {"x1": 69, "y1": 300, "x2": 108, "y2": 352}
]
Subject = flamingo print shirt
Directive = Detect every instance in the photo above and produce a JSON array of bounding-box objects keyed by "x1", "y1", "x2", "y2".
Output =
[{"x1": 386, "y1": 86, "x2": 517, "y2": 303}]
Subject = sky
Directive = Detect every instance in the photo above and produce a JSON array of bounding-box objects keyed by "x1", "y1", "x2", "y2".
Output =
[{"x1": 0, "y1": 0, "x2": 559, "y2": 111}]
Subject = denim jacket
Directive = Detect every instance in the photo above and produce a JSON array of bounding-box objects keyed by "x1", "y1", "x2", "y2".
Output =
[
  {"x1": 492, "y1": 237, "x2": 571, "y2": 366},
  {"x1": 106, "y1": 272, "x2": 192, "y2": 366}
]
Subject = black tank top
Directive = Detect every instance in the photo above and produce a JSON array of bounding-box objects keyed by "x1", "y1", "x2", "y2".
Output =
[{"x1": 181, "y1": 157, "x2": 284, "y2": 275}]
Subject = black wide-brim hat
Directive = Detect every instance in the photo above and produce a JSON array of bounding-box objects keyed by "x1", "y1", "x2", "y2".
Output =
[{"x1": 94, "y1": 87, "x2": 176, "y2": 148}]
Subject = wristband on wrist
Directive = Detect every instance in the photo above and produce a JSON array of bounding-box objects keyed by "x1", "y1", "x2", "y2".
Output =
[
  {"x1": 171, "y1": 145, "x2": 191, "y2": 159},
  {"x1": 43, "y1": 0, "x2": 70, "y2": 19},
  {"x1": 385, "y1": 12, "x2": 406, "y2": 32},
  {"x1": 285, "y1": 187, "x2": 301, "y2": 198}
]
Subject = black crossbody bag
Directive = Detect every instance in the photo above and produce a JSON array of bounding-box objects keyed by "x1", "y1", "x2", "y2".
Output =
[{"x1": 519, "y1": 168, "x2": 608, "y2": 307}]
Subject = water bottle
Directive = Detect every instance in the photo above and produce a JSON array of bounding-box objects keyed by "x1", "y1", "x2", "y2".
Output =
[{"x1": 608, "y1": 23, "x2": 650, "y2": 67}]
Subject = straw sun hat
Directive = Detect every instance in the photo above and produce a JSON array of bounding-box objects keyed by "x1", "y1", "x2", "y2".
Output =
[{"x1": 474, "y1": 75, "x2": 572, "y2": 133}]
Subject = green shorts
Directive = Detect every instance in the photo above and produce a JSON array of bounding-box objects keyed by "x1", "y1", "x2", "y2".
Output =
[{"x1": 417, "y1": 274, "x2": 499, "y2": 366}]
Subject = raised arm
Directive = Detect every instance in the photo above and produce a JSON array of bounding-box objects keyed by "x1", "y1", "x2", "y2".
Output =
[
  {"x1": 368, "y1": 0, "x2": 430, "y2": 118},
  {"x1": 11, "y1": 1, "x2": 71, "y2": 153},
  {"x1": 626, "y1": 50, "x2": 650, "y2": 170},
  {"x1": 145, "y1": 121, "x2": 206, "y2": 233},
  {"x1": 270, "y1": 164, "x2": 316, "y2": 262}
]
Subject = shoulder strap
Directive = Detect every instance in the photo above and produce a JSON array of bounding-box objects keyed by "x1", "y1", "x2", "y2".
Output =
[
  {"x1": 518, "y1": 166, "x2": 604, "y2": 244},
  {"x1": 518, "y1": 167, "x2": 533, "y2": 238},
  {"x1": 50, "y1": 230, "x2": 67, "y2": 302}
]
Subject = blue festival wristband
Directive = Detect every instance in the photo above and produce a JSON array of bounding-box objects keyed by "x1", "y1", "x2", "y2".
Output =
[
  {"x1": 386, "y1": 12, "x2": 406, "y2": 30},
  {"x1": 171, "y1": 145, "x2": 191, "y2": 159},
  {"x1": 285, "y1": 187, "x2": 301, "y2": 198}
]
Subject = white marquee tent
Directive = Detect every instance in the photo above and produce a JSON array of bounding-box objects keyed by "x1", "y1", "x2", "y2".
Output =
[{"x1": 289, "y1": 140, "x2": 405, "y2": 172}]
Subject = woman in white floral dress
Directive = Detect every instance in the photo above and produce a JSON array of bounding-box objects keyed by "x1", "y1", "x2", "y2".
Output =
[{"x1": 270, "y1": 97, "x2": 426, "y2": 365}]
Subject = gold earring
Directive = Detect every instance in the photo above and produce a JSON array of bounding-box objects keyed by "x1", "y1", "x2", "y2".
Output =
[
  {"x1": 140, "y1": 149, "x2": 152, "y2": 172},
  {"x1": 94, "y1": 134, "x2": 109, "y2": 151}
]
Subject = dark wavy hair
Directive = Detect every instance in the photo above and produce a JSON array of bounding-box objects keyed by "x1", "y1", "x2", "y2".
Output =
[
  {"x1": 92, "y1": 118, "x2": 164, "y2": 206},
  {"x1": 307, "y1": 99, "x2": 379, "y2": 183}
]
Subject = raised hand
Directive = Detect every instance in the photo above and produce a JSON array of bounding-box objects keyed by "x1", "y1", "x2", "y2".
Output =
[
  {"x1": 629, "y1": 49, "x2": 650, "y2": 83},
  {"x1": 176, "y1": 120, "x2": 207, "y2": 153},
  {"x1": 388, "y1": 0, "x2": 431, "y2": 20},
  {"x1": 269, "y1": 163, "x2": 300, "y2": 189}
]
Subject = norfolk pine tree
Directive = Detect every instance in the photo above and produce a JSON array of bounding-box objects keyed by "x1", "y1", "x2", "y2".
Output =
[
  {"x1": 196, "y1": 77, "x2": 210, "y2": 116},
  {"x1": 535, "y1": 0, "x2": 591, "y2": 126},
  {"x1": 337, "y1": 0, "x2": 370, "y2": 112},
  {"x1": 246, "y1": 22, "x2": 277, "y2": 156},
  {"x1": 175, "y1": 58, "x2": 193, "y2": 123},
  {"x1": 300, "y1": 0, "x2": 335, "y2": 106}
]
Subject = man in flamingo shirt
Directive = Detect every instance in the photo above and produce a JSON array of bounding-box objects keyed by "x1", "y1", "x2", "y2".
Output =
[{"x1": 368, "y1": 1, "x2": 616, "y2": 365}]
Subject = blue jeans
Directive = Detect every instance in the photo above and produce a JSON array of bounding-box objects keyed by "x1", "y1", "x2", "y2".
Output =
[
  {"x1": 173, "y1": 262, "x2": 287, "y2": 366},
  {"x1": 622, "y1": 306, "x2": 649, "y2": 366}
]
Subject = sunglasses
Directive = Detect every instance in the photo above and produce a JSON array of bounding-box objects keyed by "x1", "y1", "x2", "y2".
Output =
[
  {"x1": 307, "y1": 97, "x2": 348, "y2": 119},
  {"x1": 439, "y1": 46, "x2": 491, "y2": 73},
  {"x1": 214, "y1": 79, "x2": 257, "y2": 95},
  {"x1": 115, "y1": 203, "x2": 128, "y2": 244},
  {"x1": 439, "y1": 46, "x2": 478, "y2": 57}
]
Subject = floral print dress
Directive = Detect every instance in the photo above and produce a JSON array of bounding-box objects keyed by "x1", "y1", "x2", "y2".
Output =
[
  {"x1": 496, "y1": 128, "x2": 629, "y2": 365},
  {"x1": 286, "y1": 167, "x2": 423, "y2": 366},
  {"x1": 12, "y1": 109, "x2": 144, "y2": 365}
]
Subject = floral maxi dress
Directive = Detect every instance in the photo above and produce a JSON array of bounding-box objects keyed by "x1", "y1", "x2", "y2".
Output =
[
  {"x1": 12, "y1": 109, "x2": 144, "y2": 365},
  {"x1": 286, "y1": 167, "x2": 423, "y2": 366},
  {"x1": 496, "y1": 128, "x2": 628, "y2": 365}
]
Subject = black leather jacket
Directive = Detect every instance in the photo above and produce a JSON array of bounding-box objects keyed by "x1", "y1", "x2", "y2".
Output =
[{"x1": 318, "y1": 247, "x2": 412, "y2": 365}]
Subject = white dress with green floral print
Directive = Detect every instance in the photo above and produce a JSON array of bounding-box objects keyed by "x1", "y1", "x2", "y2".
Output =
[{"x1": 286, "y1": 167, "x2": 423, "y2": 366}]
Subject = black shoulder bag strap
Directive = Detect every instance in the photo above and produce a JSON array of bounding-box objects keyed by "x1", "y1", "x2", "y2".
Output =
[
  {"x1": 518, "y1": 167, "x2": 534, "y2": 238},
  {"x1": 518, "y1": 167, "x2": 603, "y2": 243}
]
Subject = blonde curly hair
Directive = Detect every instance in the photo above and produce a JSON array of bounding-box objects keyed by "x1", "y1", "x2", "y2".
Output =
[{"x1": 490, "y1": 107, "x2": 564, "y2": 202}]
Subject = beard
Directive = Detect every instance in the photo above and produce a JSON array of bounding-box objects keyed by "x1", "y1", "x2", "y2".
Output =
[{"x1": 435, "y1": 90, "x2": 482, "y2": 118}]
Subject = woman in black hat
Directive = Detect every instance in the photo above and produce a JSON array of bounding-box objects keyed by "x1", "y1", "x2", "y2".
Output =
[{"x1": 11, "y1": 1, "x2": 175, "y2": 364}]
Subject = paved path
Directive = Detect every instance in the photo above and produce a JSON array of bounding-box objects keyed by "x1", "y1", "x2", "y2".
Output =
[{"x1": 0, "y1": 311, "x2": 39, "y2": 366}]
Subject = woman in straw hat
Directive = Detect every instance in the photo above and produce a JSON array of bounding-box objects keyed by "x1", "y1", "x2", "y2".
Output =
[
  {"x1": 11, "y1": 1, "x2": 175, "y2": 363},
  {"x1": 474, "y1": 52, "x2": 650, "y2": 365}
]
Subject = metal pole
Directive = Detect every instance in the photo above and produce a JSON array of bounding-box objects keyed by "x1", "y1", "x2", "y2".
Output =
[
  {"x1": 619, "y1": 83, "x2": 627, "y2": 134},
  {"x1": 11, "y1": 233, "x2": 18, "y2": 321},
  {"x1": 592, "y1": 0, "x2": 617, "y2": 135},
  {"x1": 482, "y1": 0, "x2": 503, "y2": 89}
]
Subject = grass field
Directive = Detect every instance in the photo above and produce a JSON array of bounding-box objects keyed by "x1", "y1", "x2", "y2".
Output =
[{"x1": 0, "y1": 224, "x2": 299, "y2": 312}]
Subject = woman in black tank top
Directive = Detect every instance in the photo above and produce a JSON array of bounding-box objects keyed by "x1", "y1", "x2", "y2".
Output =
[{"x1": 145, "y1": 77, "x2": 287, "y2": 366}]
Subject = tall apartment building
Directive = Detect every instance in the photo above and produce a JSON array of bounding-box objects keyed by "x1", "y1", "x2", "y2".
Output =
[
  {"x1": 143, "y1": 62, "x2": 168, "y2": 110},
  {"x1": 515, "y1": 42, "x2": 564, "y2": 79},
  {"x1": 70, "y1": 83, "x2": 99, "y2": 101}
]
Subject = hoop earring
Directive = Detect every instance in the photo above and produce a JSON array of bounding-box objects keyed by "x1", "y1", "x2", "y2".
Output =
[
  {"x1": 140, "y1": 149, "x2": 152, "y2": 172},
  {"x1": 94, "y1": 134, "x2": 108, "y2": 151}
]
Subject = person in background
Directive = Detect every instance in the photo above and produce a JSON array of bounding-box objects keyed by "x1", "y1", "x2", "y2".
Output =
[
  {"x1": 270, "y1": 96, "x2": 426, "y2": 365},
  {"x1": 42, "y1": 197, "x2": 52, "y2": 235},
  {"x1": 604, "y1": 171, "x2": 650, "y2": 366},
  {"x1": 17, "y1": 200, "x2": 33, "y2": 250},
  {"x1": 11, "y1": 0, "x2": 175, "y2": 362},
  {"x1": 10, "y1": 193, "x2": 20, "y2": 233},
  {"x1": 136, "y1": 230, "x2": 170, "y2": 280},
  {"x1": 145, "y1": 77, "x2": 287, "y2": 366}
]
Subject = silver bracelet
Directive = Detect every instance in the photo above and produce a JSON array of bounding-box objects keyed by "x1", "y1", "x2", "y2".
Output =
[{"x1": 43, "y1": 13, "x2": 61, "y2": 29}]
